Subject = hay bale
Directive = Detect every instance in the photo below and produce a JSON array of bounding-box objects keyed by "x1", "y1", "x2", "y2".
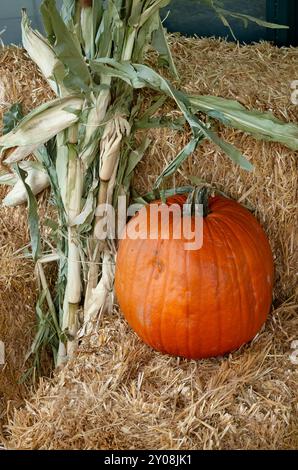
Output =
[
  {"x1": 1, "y1": 38, "x2": 298, "y2": 449},
  {"x1": 5, "y1": 303, "x2": 298, "y2": 450},
  {"x1": 0, "y1": 47, "x2": 55, "y2": 425}
]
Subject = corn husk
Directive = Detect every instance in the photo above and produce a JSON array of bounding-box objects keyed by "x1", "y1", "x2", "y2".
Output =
[
  {"x1": 0, "y1": 171, "x2": 16, "y2": 186},
  {"x1": 82, "y1": 250, "x2": 115, "y2": 333},
  {"x1": 99, "y1": 116, "x2": 131, "y2": 181},
  {"x1": 2, "y1": 162, "x2": 49, "y2": 207},
  {"x1": 79, "y1": 87, "x2": 111, "y2": 167},
  {"x1": 2, "y1": 144, "x2": 41, "y2": 165},
  {"x1": 0, "y1": 96, "x2": 83, "y2": 163},
  {"x1": 65, "y1": 153, "x2": 83, "y2": 305},
  {"x1": 21, "y1": 11, "x2": 66, "y2": 96}
]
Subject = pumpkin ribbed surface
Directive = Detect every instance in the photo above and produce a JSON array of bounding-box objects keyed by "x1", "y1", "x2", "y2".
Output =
[{"x1": 115, "y1": 195, "x2": 274, "y2": 359}]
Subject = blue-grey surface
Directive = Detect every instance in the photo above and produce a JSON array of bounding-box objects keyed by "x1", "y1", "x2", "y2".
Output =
[
  {"x1": 0, "y1": 1, "x2": 42, "y2": 45},
  {"x1": 0, "y1": 0, "x2": 279, "y2": 46},
  {"x1": 163, "y1": 0, "x2": 268, "y2": 43},
  {"x1": 0, "y1": 0, "x2": 62, "y2": 45}
]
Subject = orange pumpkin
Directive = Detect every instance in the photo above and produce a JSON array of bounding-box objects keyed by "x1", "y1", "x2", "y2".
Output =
[{"x1": 115, "y1": 194, "x2": 274, "y2": 359}]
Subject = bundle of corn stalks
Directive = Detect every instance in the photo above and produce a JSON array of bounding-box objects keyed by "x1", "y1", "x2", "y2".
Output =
[{"x1": 0, "y1": 0, "x2": 297, "y2": 370}]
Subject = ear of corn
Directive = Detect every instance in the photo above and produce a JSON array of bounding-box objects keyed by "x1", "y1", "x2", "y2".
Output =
[
  {"x1": 0, "y1": 96, "x2": 84, "y2": 162},
  {"x1": 21, "y1": 10, "x2": 67, "y2": 96},
  {"x1": 2, "y1": 161, "x2": 50, "y2": 207}
]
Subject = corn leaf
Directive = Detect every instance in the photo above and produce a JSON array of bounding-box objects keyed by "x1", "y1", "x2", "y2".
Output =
[
  {"x1": 14, "y1": 165, "x2": 41, "y2": 261},
  {"x1": 95, "y1": 0, "x2": 122, "y2": 60},
  {"x1": 2, "y1": 103, "x2": 23, "y2": 135},
  {"x1": 138, "y1": 95, "x2": 168, "y2": 120},
  {"x1": 134, "y1": 64, "x2": 252, "y2": 170},
  {"x1": 135, "y1": 115, "x2": 185, "y2": 130},
  {"x1": 151, "y1": 17, "x2": 179, "y2": 79},
  {"x1": 123, "y1": 137, "x2": 151, "y2": 182},
  {"x1": 41, "y1": 0, "x2": 91, "y2": 92},
  {"x1": 60, "y1": 0, "x2": 78, "y2": 26},
  {"x1": 139, "y1": 0, "x2": 171, "y2": 28},
  {"x1": 154, "y1": 135, "x2": 203, "y2": 188},
  {"x1": 197, "y1": 1, "x2": 288, "y2": 41},
  {"x1": 217, "y1": 8, "x2": 289, "y2": 30},
  {"x1": 91, "y1": 59, "x2": 253, "y2": 170},
  {"x1": 35, "y1": 143, "x2": 66, "y2": 221},
  {"x1": 189, "y1": 95, "x2": 298, "y2": 151},
  {"x1": 132, "y1": 10, "x2": 160, "y2": 62},
  {"x1": 133, "y1": 185, "x2": 194, "y2": 204}
]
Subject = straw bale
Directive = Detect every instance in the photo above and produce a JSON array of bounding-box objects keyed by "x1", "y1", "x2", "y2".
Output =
[
  {"x1": 0, "y1": 46, "x2": 55, "y2": 425},
  {"x1": 0, "y1": 38, "x2": 297, "y2": 449},
  {"x1": 5, "y1": 301, "x2": 298, "y2": 450}
]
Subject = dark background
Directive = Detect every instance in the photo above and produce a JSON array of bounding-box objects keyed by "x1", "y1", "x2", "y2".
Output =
[
  {"x1": 0, "y1": 0, "x2": 297, "y2": 47},
  {"x1": 162, "y1": 0, "x2": 298, "y2": 46}
]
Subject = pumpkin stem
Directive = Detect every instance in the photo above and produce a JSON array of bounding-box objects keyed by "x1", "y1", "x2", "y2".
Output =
[{"x1": 185, "y1": 186, "x2": 210, "y2": 218}]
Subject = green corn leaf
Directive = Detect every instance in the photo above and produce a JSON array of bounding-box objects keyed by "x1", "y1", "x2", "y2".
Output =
[
  {"x1": 129, "y1": 64, "x2": 253, "y2": 170},
  {"x1": 44, "y1": 218, "x2": 59, "y2": 232},
  {"x1": 197, "y1": 1, "x2": 288, "y2": 41},
  {"x1": 41, "y1": 0, "x2": 91, "y2": 92},
  {"x1": 60, "y1": 0, "x2": 78, "y2": 26},
  {"x1": 25, "y1": 287, "x2": 59, "y2": 371},
  {"x1": 135, "y1": 115, "x2": 185, "y2": 130},
  {"x1": 3, "y1": 103, "x2": 23, "y2": 135},
  {"x1": 91, "y1": 59, "x2": 144, "y2": 88},
  {"x1": 209, "y1": 132, "x2": 253, "y2": 171},
  {"x1": 35, "y1": 143, "x2": 66, "y2": 222},
  {"x1": 132, "y1": 11, "x2": 160, "y2": 62},
  {"x1": 134, "y1": 185, "x2": 194, "y2": 204},
  {"x1": 81, "y1": 0, "x2": 105, "y2": 60},
  {"x1": 154, "y1": 135, "x2": 204, "y2": 188},
  {"x1": 135, "y1": 95, "x2": 184, "y2": 129},
  {"x1": 95, "y1": 0, "x2": 122, "y2": 60},
  {"x1": 139, "y1": 0, "x2": 170, "y2": 28},
  {"x1": 123, "y1": 137, "x2": 151, "y2": 181},
  {"x1": 217, "y1": 8, "x2": 289, "y2": 30},
  {"x1": 14, "y1": 165, "x2": 41, "y2": 261},
  {"x1": 189, "y1": 95, "x2": 298, "y2": 151},
  {"x1": 138, "y1": 95, "x2": 168, "y2": 120},
  {"x1": 151, "y1": 17, "x2": 179, "y2": 79},
  {"x1": 91, "y1": 59, "x2": 253, "y2": 171}
]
